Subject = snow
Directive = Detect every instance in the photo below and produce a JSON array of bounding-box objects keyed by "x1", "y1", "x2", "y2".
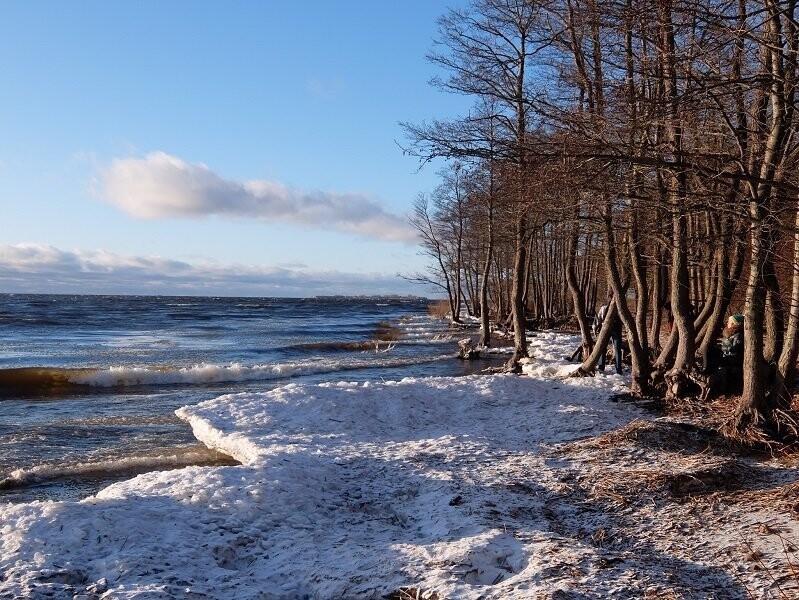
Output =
[{"x1": 2, "y1": 332, "x2": 799, "y2": 598}]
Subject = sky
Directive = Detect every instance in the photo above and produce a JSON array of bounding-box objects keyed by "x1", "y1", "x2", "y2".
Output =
[{"x1": 0, "y1": 1, "x2": 470, "y2": 297}]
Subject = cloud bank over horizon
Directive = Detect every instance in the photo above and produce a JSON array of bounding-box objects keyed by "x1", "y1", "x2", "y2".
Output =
[
  {"x1": 0, "y1": 243, "x2": 424, "y2": 297},
  {"x1": 100, "y1": 152, "x2": 417, "y2": 244}
]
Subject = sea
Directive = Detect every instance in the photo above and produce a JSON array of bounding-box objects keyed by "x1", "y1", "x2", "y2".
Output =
[{"x1": 0, "y1": 294, "x2": 500, "y2": 505}]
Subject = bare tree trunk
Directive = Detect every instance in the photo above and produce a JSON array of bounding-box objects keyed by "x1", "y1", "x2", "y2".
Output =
[
  {"x1": 666, "y1": 207, "x2": 696, "y2": 396},
  {"x1": 573, "y1": 299, "x2": 620, "y2": 375},
  {"x1": 629, "y1": 208, "x2": 649, "y2": 356},
  {"x1": 523, "y1": 232, "x2": 535, "y2": 317},
  {"x1": 692, "y1": 214, "x2": 719, "y2": 339},
  {"x1": 649, "y1": 246, "x2": 664, "y2": 353},
  {"x1": 566, "y1": 207, "x2": 594, "y2": 359},
  {"x1": 507, "y1": 215, "x2": 530, "y2": 368},
  {"x1": 764, "y1": 260, "x2": 784, "y2": 364},
  {"x1": 697, "y1": 221, "x2": 729, "y2": 370},
  {"x1": 738, "y1": 217, "x2": 770, "y2": 426},
  {"x1": 603, "y1": 204, "x2": 650, "y2": 395},
  {"x1": 733, "y1": 0, "x2": 792, "y2": 431},
  {"x1": 479, "y1": 195, "x2": 495, "y2": 348},
  {"x1": 658, "y1": 0, "x2": 694, "y2": 398},
  {"x1": 771, "y1": 197, "x2": 799, "y2": 406}
]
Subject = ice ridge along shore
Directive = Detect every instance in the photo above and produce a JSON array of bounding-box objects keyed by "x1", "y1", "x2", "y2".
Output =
[{"x1": 1, "y1": 332, "x2": 798, "y2": 599}]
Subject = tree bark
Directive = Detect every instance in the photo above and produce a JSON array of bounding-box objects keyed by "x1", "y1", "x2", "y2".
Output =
[
  {"x1": 479, "y1": 186, "x2": 495, "y2": 348},
  {"x1": 603, "y1": 203, "x2": 650, "y2": 395},
  {"x1": 566, "y1": 206, "x2": 594, "y2": 360},
  {"x1": 507, "y1": 214, "x2": 530, "y2": 368},
  {"x1": 771, "y1": 196, "x2": 799, "y2": 406}
]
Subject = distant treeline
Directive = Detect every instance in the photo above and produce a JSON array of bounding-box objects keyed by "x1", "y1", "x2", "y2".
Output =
[{"x1": 403, "y1": 0, "x2": 799, "y2": 438}]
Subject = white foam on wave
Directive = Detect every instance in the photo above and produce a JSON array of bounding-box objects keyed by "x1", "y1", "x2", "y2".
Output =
[
  {"x1": 68, "y1": 355, "x2": 451, "y2": 388},
  {"x1": 397, "y1": 318, "x2": 456, "y2": 343},
  {"x1": 0, "y1": 446, "x2": 231, "y2": 489}
]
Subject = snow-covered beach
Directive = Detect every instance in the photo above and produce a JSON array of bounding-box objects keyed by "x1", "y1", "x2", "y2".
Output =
[{"x1": 2, "y1": 332, "x2": 799, "y2": 599}]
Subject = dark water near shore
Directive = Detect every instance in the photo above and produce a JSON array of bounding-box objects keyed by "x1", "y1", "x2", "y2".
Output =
[{"x1": 0, "y1": 294, "x2": 499, "y2": 503}]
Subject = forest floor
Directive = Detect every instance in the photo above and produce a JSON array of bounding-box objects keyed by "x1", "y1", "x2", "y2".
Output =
[
  {"x1": 515, "y1": 332, "x2": 799, "y2": 599},
  {"x1": 535, "y1": 398, "x2": 799, "y2": 599}
]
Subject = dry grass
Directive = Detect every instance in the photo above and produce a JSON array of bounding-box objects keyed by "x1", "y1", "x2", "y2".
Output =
[
  {"x1": 374, "y1": 321, "x2": 402, "y2": 342},
  {"x1": 581, "y1": 458, "x2": 760, "y2": 508},
  {"x1": 555, "y1": 419, "x2": 777, "y2": 510},
  {"x1": 384, "y1": 587, "x2": 441, "y2": 600},
  {"x1": 560, "y1": 419, "x2": 725, "y2": 455},
  {"x1": 737, "y1": 479, "x2": 799, "y2": 516},
  {"x1": 545, "y1": 387, "x2": 799, "y2": 597},
  {"x1": 733, "y1": 533, "x2": 799, "y2": 600},
  {"x1": 613, "y1": 388, "x2": 799, "y2": 457},
  {"x1": 427, "y1": 300, "x2": 451, "y2": 319}
]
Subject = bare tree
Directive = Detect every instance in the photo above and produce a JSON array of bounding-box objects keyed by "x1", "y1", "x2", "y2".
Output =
[
  {"x1": 406, "y1": 194, "x2": 461, "y2": 322},
  {"x1": 404, "y1": 0, "x2": 554, "y2": 369}
]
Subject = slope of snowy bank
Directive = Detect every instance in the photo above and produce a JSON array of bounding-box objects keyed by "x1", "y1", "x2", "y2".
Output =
[{"x1": 1, "y1": 332, "x2": 798, "y2": 598}]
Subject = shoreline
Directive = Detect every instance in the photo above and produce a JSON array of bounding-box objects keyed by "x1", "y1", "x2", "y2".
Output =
[{"x1": 1, "y1": 332, "x2": 797, "y2": 598}]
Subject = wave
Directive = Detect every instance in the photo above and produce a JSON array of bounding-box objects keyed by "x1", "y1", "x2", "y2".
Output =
[
  {"x1": 0, "y1": 355, "x2": 451, "y2": 395},
  {"x1": 0, "y1": 367, "x2": 99, "y2": 397},
  {"x1": 283, "y1": 339, "x2": 415, "y2": 353},
  {"x1": 0, "y1": 317, "x2": 62, "y2": 326},
  {"x1": 0, "y1": 445, "x2": 238, "y2": 490},
  {"x1": 286, "y1": 319, "x2": 455, "y2": 352}
]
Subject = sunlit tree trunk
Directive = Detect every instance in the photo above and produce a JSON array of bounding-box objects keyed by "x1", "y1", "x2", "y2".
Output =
[{"x1": 771, "y1": 196, "x2": 799, "y2": 406}]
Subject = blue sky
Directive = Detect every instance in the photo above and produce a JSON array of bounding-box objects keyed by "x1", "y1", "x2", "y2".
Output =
[{"x1": 0, "y1": 1, "x2": 468, "y2": 296}]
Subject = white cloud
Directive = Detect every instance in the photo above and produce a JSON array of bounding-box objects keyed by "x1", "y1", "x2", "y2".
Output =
[
  {"x1": 100, "y1": 152, "x2": 416, "y2": 243},
  {"x1": 0, "y1": 243, "x2": 423, "y2": 297}
]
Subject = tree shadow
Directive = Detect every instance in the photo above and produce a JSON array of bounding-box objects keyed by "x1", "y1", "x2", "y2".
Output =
[
  {"x1": 0, "y1": 376, "x2": 766, "y2": 598},
  {"x1": 0, "y1": 448, "x2": 751, "y2": 598}
]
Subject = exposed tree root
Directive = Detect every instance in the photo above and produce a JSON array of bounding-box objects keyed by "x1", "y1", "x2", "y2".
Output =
[
  {"x1": 664, "y1": 368, "x2": 691, "y2": 401},
  {"x1": 720, "y1": 405, "x2": 799, "y2": 454},
  {"x1": 770, "y1": 407, "x2": 799, "y2": 432},
  {"x1": 568, "y1": 366, "x2": 595, "y2": 378},
  {"x1": 503, "y1": 360, "x2": 522, "y2": 374}
]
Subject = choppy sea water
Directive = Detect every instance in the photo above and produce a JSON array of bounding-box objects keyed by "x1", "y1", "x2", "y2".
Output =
[{"x1": 0, "y1": 294, "x2": 500, "y2": 503}]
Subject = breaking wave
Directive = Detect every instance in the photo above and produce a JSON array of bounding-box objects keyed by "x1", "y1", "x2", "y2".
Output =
[
  {"x1": 0, "y1": 445, "x2": 238, "y2": 490},
  {"x1": 0, "y1": 355, "x2": 450, "y2": 396}
]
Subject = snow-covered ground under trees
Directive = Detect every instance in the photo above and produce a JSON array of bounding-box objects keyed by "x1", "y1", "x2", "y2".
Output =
[{"x1": 2, "y1": 332, "x2": 799, "y2": 599}]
